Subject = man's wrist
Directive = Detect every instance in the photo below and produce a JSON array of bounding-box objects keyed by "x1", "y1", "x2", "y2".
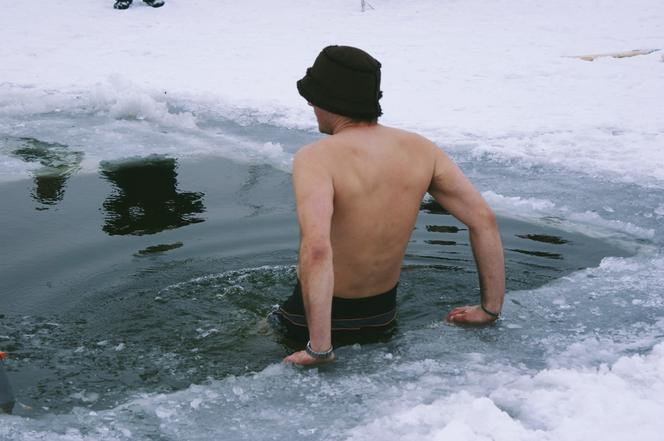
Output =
[
  {"x1": 480, "y1": 304, "x2": 501, "y2": 320},
  {"x1": 305, "y1": 341, "x2": 335, "y2": 360}
]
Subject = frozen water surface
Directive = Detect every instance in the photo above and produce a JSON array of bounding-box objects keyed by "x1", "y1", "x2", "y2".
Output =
[{"x1": 0, "y1": 103, "x2": 661, "y2": 440}]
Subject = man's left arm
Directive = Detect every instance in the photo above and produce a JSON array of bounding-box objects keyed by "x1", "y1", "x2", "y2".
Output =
[
  {"x1": 283, "y1": 146, "x2": 336, "y2": 365},
  {"x1": 428, "y1": 147, "x2": 505, "y2": 325}
]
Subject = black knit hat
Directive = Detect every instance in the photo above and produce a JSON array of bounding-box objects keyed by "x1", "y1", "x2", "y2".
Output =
[{"x1": 297, "y1": 45, "x2": 383, "y2": 120}]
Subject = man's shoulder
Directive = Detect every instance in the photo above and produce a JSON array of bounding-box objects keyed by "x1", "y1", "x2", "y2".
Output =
[
  {"x1": 292, "y1": 140, "x2": 337, "y2": 177},
  {"x1": 377, "y1": 125, "x2": 438, "y2": 148},
  {"x1": 293, "y1": 139, "x2": 331, "y2": 163}
]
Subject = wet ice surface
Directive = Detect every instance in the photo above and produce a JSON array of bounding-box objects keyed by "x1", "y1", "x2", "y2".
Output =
[
  {"x1": 0, "y1": 142, "x2": 633, "y2": 405},
  {"x1": 1, "y1": 111, "x2": 663, "y2": 440},
  {"x1": 2, "y1": 253, "x2": 664, "y2": 441}
]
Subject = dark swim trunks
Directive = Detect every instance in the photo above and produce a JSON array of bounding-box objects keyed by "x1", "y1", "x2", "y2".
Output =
[{"x1": 268, "y1": 279, "x2": 398, "y2": 343}]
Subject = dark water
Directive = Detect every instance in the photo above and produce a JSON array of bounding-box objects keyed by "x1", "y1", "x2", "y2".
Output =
[{"x1": 0, "y1": 147, "x2": 631, "y2": 416}]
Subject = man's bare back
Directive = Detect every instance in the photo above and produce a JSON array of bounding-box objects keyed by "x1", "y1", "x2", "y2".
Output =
[{"x1": 298, "y1": 124, "x2": 436, "y2": 298}]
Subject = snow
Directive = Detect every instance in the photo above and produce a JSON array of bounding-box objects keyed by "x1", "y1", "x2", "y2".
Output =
[{"x1": 1, "y1": 0, "x2": 663, "y2": 184}]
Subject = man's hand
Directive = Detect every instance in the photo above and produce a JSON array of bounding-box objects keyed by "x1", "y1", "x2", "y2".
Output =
[
  {"x1": 446, "y1": 305, "x2": 498, "y2": 326},
  {"x1": 283, "y1": 350, "x2": 336, "y2": 366}
]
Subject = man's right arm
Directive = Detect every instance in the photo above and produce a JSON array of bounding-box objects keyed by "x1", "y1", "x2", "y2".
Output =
[
  {"x1": 282, "y1": 144, "x2": 336, "y2": 365},
  {"x1": 427, "y1": 146, "x2": 505, "y2": 324}
]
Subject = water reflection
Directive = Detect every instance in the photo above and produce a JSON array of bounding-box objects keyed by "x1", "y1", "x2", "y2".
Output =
[
  {"x1": 517, "y1": 234, "x2": 569, "y2": 245},
  {"x1": 424, "y1": 239, "x2": 457, "y2": 246},
  {"x1": 100, "y1": 157, "x2": 205, "y2": 236},
  {"x1": 425, "y1": 225, "x2": 465, "y2": 233},
  {"x1": 135, "y1": 242, "x2": 184, "y2": 257},
  {"x1": 420, "y1": 199, "x2": 450, "y2": 215},
  {"x1": 8, "y1": 137, "x2": 83, "y2": 209},
  {"x1": 510, "y1": 249, "x2": 563, "y2": 260}
]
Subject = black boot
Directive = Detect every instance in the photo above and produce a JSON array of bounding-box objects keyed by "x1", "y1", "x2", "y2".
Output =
[
  {"x1": 114, "y1": 0, "x2": 133, "y2": 9},
  {"x1": 143, "y1": 0, "x2": 165, "y2": 7}
]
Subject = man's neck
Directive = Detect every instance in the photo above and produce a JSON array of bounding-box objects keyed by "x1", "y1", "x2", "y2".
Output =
[{"x1": 330, "y1": 119, "x2": 377, "y2": 135}]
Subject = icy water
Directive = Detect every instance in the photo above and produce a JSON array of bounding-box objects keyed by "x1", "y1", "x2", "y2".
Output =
[{"x1": 0, "y1": 101, "x2": 663, "y2": 441}]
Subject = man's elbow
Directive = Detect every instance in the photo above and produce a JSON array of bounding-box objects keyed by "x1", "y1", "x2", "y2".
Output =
[
  {"x1": 483, "y1": 208, "x2": 498, "y2": 228},
  {"x1": 299, "y1": 240, "x2": 333, "y2": 265},
  {"x1": 470, "y1": 207, "x2": 498, "y2": 232}
]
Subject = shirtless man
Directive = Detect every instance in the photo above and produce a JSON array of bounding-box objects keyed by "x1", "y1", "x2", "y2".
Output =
[{"x1": 275, "y1": 46, "x2": 505, "y2": 366}]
